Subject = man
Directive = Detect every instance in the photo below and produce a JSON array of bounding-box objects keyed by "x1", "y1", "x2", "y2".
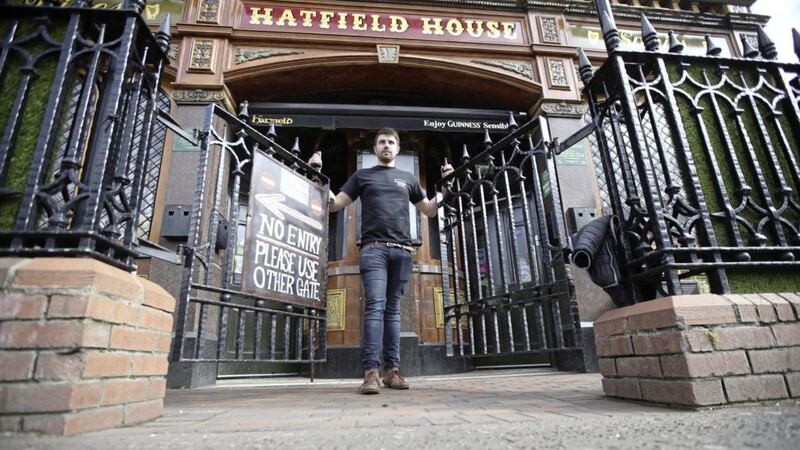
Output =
[{"x1": 309, "y1": 128, "x2": 452, "y2": 395}]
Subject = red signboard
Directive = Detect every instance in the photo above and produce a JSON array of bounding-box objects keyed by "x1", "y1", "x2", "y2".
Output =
[{"x1": 240, "y1": 3, "x2": 527, "y2": 45}]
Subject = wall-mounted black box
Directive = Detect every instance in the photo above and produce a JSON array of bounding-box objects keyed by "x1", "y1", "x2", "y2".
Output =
[
  {"x1": 161, "y1": 204, "x2": 192, "y2": 240},
  {"x1": 567, "y1": 207, "x2": 598, "y2": 234}
]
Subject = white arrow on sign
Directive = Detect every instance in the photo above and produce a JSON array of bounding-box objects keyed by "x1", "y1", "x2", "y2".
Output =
[{"x1": 255, "y1": 193, "x2": 323, "y2": 231}]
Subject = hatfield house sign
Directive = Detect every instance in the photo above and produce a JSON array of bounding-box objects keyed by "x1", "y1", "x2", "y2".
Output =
[{"x1": 240, "y1": 3, "x2": 527, "y2": 45}]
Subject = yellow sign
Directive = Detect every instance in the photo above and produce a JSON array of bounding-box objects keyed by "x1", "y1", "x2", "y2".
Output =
[
  {"x1": 326, "y1": 289, "x2": 346, "y2": 331},
  {"x1": 433, "y1": 287, "x2": 468, "y2": 329}
]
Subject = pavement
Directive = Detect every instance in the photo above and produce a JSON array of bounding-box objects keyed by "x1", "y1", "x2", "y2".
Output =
[{"x1": 3, "y1": 368, "x2": 800, "y2": 449}]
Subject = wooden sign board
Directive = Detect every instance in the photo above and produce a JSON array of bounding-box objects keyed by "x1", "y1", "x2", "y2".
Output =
[{"x1": 241, "y1": 151, "x2": 329, "y2": 308}]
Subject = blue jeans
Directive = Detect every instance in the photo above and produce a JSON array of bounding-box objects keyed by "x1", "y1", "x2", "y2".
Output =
[{"x1": 359, "y1": 243, "x2": 413, "y2": 371}]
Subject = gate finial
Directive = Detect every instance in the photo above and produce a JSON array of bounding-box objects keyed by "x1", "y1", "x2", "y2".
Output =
[
  {"x1": 291, "y1": 137, "x2": 301, "y2": 157},
  {"x1": 705, "y1": 34, "x2": 722, "y2": 56},
  {"x1": 267, "y1": 123, "x2": 277, "y2": 140},
  {"x1": 507, "y1": 112, "x2": 518, "y2": 131},
  {"x1": 155, "y1": 14, "x2": 172, "y2": 54},
  {"x1": 483, "y1": 129, "x2": 492, "y2": 149},
  {"x1": 577, "y1": 48, "x2": 593, "y2": 85},
  {"x1": 238, "y1": 101, "x2": 250, "y2": 121},
  {"x1": 461, "y1": 144, "x2": 470, "y2": 165},
  {"x1": 740, "y1": 34, "x2": 760, "y2": 58},
  {"x1": 794, "y1": 28, "x2": 800, "y2": 62},
  {"x1": 668, "y1": 31, "x2": 684, "y2": 53},
  {"x1": 600, "y1": 10, "x2": 620, "y2": 53},
  {"x1": 756, "y1": 25, "x2": 777, "y2": 60},
  {"x1": 640, "y1": 14, "x2": 659, "y2": 52}
]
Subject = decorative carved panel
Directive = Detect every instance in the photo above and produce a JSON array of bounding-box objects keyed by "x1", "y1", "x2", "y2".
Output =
[
  {"x1": 538, "y1": 16, "x2": 560, "y2": 44},
  {"x1": 471, "y1": 59, "x2": 533, "y2": 80},
  {"x1": 546, "y1": 57, "x2": 569, "y2": 88},
  {"x1": 235, "y1": 48, "x2": 304, "y2": 65},
  {"x1": 197, "y1": 0, "x2": 221, "y2": 24},
  {"x1": 171, "y1": 89, "x2": 225, "y2": 103},
  {"x1": 377, "y1": 44, "x2": 400, "y2": 63},
  {"x1": 189, "y1": 39, "x2": 216, "y2": 73},
  {"x1": 541, "y1": 102, "x2": 587, "y2": 117},
  {"x1": 326, "y1": 289, "x2": 346, "y2": 331}
]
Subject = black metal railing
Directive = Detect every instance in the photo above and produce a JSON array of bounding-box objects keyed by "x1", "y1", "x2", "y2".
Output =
[
  {"x1": 435, "y1": 116, "x2": 580, "y2": 358},
  {"x1": 171, "y1": 103, "x2": 330, "y2": 364},
  {"x1": 0, "y1": 1, "x2": 171, "y2": 271},
  {"x1": 579, "y1": 0, "x2": 800, "y2": 300}
]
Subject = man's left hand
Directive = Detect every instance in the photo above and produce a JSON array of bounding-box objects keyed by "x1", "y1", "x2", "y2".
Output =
[{"x1": 440, "y1": 163, "x2": 454, "y2": 178}]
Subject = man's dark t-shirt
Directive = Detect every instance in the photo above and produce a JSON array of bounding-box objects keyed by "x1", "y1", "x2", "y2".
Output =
[{"x1": 340, "y1": 166, "x2": 425, "y2": 246}]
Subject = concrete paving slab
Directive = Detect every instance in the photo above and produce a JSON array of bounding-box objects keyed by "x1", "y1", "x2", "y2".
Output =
[{"x1": 2, "y1": 368, "x2": 799, "y2": 449}]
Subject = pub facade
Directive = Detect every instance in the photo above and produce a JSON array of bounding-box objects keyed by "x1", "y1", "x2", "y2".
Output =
[{"x1": 118, "y1": 0, "x2": 769, "y2": 385}]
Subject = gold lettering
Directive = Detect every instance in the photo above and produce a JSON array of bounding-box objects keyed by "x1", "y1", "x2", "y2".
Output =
[
  {"x1": 446, "y1": 18, "x2": 463, "y2": 36},
  {"x1": 464, "y1": 19, "x2": 484, "y2": 38},
  {"x1": 421, "y1": 17, "x2": 444, "y2": 35},
  {"x1": 299, "y1": 10, "x2": 316, "y2": 27},
  {"x1": 351, "y1": 13, "x2": 367, "y2": 31},
  {"x1": 249, "y1": 7, "x2": 274, "y2": 25},
  {"x1": 502, "y1": 22, "x2": 517, "y2": 40},
  {"x1": 337, "y1": 12, "x2": 348, "y2": 30},
  {"x1": 319, "y1": 11, "x2": 335, "y2": 29},
  {"x1": 370, "y1": 14, "x2": 386, "y2": 32},
  {"x1": 276, "y1": 9, "x2": 297, "y2": 27},
  {"x1": 390, "y1": 16, "x2": 409, "y2": 33},
  {"x1": 486, "y1": 21, "x2": 501, "y2": 38}
]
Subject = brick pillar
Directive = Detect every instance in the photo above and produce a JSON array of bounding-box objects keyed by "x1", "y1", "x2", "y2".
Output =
[
  {"x1": 594, "y1": 294, "x2": 800, "y2": 407},
  {"x1": 0, "y1": 257, "x2": 176, "y2": 435}
]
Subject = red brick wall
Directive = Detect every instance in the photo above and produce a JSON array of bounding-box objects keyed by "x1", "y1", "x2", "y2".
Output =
[
  {"x1": 594, "y1": 293, "x2": 800, "y2": 407},
  {"x1": 0, "y1": 257, "x2": 176, "y2": 435}
]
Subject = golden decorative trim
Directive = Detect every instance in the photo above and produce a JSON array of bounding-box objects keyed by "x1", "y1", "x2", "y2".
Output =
[{"x1": 326, "y1": 289, "x2": 346, "y2": 331}]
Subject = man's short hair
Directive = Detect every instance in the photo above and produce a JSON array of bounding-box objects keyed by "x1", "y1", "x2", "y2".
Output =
[{"x1": 374, "y1": 128, "x2": 400, "y2": 146}]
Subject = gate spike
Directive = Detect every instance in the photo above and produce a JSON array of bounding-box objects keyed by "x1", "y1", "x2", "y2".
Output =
[
  {"x1": 461, "y1": 144, "x2": 470, "y2": 165},
  {"x1": 124, "y1": 0, "x2": 145, "y2": 14},
  {"x1": 705, "y1": 34, "x2": 722, "y2": 56},
  {"x1": 577, "y1": 48, "x2": 593, "y2": 85},
  {"x1": 291, "y1": 137, "x2": 301, "y2": 156},
  {"x1": 483, "y1": 129, "x2": 492, "y2": 149},
  {"x1": 740, "y1": 34, "x2": 759, "y2": 58},
  {"x1": 668, "y1": 31, "x2": 684, "y2": 53},
  {"x1": 600, "y1": 10, "x2": 620, "y2": 53},
  {"x1": 640, "y1": 14, "x2": 659, "y2": 52},
  {"x1": 238, "y1": 100, "x2": 250, "y2": 121},
  {"x1": 794, "y1": 28, "x2": 800, "y2": 62},
  {"x1": 155, "y1": 14, "x2": 172, "y2": 53},
  {"x1": 756, "y1": 25, "x2": 777, "y2": 59},
  {"x1": 266, "y1": 123, "x2": 277, "y2": 139},
  {"x1": 507, "y1": 112, "x2": 518, "y2": 131}
]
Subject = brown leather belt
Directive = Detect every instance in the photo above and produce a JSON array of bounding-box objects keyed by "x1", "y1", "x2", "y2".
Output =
[{"x1": 364, "y1": 241, "x2": 416, "y2": 254}]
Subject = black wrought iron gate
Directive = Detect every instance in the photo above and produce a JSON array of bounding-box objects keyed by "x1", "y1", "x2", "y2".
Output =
[
  {"x1": 171, "y1": 103, "x2": 329, "y2": 366},
  {"x1": 435, "y1": 115, "x2": 581, "y2": 359}
]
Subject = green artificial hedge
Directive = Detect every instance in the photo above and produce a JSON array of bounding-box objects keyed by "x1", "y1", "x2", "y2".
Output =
[
  {"x1": 0, "y1": 18, "x2": 67, "y2": 229},
  {"x1": 665, "y1": 59, "x2": 800, "y2": 293}
]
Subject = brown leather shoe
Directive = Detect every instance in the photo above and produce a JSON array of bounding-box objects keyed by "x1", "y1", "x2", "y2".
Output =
[
  {"x1": 382, "y1": 368, "x2": 410, "y2": 389},
  {"x1": 358, "y1": 369, "x2": 380, "y2": 395}
]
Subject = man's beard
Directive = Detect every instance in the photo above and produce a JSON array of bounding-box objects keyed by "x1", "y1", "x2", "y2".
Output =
[{"x1": 377, "y1": 151, "x2": 395, "y2": 164}]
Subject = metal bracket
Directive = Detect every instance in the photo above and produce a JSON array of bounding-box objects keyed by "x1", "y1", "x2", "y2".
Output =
[{"x1": 553, "y1": 118, "x2": 598, "y2": 155}]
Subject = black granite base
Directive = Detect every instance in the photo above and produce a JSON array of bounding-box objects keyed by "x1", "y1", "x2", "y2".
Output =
[{"x1": 167, "y1": 361, "x2": 218, "y2": 389}]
